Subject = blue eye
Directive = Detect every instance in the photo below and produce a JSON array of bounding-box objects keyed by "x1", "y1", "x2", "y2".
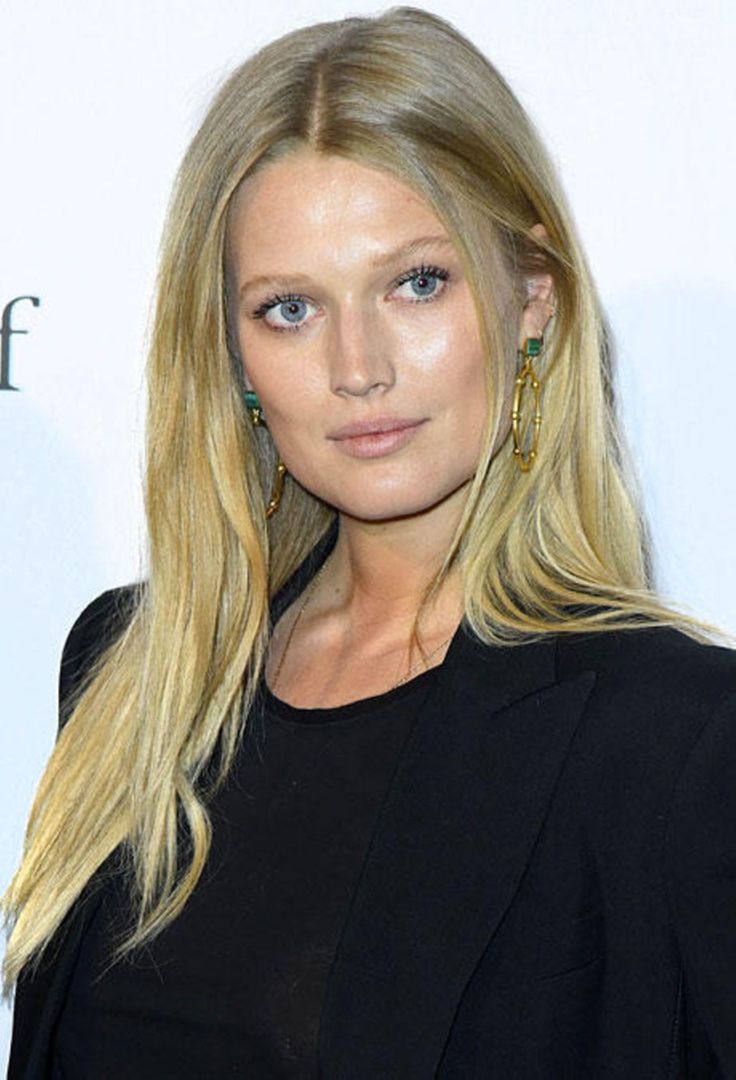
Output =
[
  {"x1": 250, "y1": 262, "x2": 450, "y2": 333},
  {"x1": 252, "y1": 294, "x2": 314, "y2": 332},
  {"x1": 278, "y1": 299, "x2": 307, "y2": 323},
  {"x1": 393, "y1": 264, "x2": 450, "y2": 302}
]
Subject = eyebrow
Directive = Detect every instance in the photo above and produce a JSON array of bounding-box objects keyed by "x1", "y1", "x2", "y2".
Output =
[{"x1": 238, "y1": 234, "x2": 455, "y2": 297}]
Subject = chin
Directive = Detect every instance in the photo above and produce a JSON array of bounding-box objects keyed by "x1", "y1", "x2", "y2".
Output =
[{"x1": 316, "y1": 480, "x2": 469, "y2": 525}]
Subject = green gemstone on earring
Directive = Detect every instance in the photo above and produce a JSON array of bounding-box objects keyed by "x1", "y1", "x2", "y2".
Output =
[
  {"x1": 525, "y1": 338, "x2": 542, "y2": 357},
  {"x1": 244, "y1": 390, "x2": 261, "y2": 410}
]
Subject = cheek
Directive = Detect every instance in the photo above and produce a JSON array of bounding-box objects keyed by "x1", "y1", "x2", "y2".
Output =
[
  {"x1": 395, "y1": 301, "x2": 487, "y2": 397},
  {"x1": 236, "y1": 321, "x2": 320, "y2": 421},
  {"x1": 242, "y1": 362, "x2": 324, "y2": 475},
  {"x1": 453, "y1": 364, "x2": 490, "y2": 464},
  {"x1": 437, "y1": 292, "x2": 512, "y2": 456},
  {"x1": 438, "y1": 322, "x2": 489, "y2": 441}
]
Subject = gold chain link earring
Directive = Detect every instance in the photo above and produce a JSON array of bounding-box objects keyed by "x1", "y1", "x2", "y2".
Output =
[
  {"x1": 244, "y1": 390, "x2": 287, "y2": 517},
  {"x1": 511, "y1": 337, "x2": 543, "y2": 472}
]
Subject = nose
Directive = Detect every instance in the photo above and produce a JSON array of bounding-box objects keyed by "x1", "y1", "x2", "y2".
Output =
[{"x1": 328, "y1": 306, "x2": 395, "y2": 398}]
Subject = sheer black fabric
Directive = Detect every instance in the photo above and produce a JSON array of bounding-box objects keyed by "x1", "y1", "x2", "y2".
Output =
[{"x1": 51, "y1": 668, "x2": 439, "y2": 1078}]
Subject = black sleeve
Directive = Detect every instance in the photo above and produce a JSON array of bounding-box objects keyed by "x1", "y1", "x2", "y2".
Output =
[
  {"x1": 664, "y1": 684, "x2": 736, "y2": 1072},
  {"x1": 58, "y1": 585, "x2": 140, "y2": 732},
  {"x1": 7, "y1": 587, "x2": 141, "y2": 1077}
]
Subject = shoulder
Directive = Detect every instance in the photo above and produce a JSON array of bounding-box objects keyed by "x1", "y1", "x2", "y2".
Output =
[
  {"x1": 557, "y1": 623, "x2": 736, "y2": 711},
  {"x1": 59, "y1": 583, "x2": 141, "y2": 725},
  {"x1": 555, "y1": 624, "x2": 736, "y2": 780}
]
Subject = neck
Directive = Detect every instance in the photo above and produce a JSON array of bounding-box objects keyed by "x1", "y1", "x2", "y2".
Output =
[{"x1": 320, "y1": 484, "x2": 468, "y2": 632}]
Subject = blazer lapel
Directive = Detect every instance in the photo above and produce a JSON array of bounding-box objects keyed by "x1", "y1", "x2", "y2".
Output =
[{"x1": 318, "y1": 626, "x2": 597, "y2": 1079}]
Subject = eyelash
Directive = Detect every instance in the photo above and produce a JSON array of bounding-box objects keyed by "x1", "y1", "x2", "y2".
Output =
[{"x1": 250, "y1": 263, "x2": 451, "y2": 333}]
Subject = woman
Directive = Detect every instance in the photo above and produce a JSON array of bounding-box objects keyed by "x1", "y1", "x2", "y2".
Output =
[{"x1": 4, "y1": 6, "x2": 736, "y2": 1077}]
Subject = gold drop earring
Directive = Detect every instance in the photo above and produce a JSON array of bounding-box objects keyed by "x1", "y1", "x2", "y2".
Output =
[
  {"x1": 244, "y1": 390, "x2": 287, "y2": 517},
  {"x1": 511, "y1": 336, "x2": 544, "y2": 472}
]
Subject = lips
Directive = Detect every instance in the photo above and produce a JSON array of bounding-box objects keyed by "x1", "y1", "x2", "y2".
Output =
[
  {"x1": 327, "y1": 416, "x2": 428, "y2": 460},
  {"x1": 328, "y1": 416, "x2": 426, "y2": 440}
]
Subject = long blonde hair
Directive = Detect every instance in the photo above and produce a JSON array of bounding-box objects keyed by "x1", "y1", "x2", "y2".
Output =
[{"x1": 3, "y1": 5, "x2": 727, "y2": 992}]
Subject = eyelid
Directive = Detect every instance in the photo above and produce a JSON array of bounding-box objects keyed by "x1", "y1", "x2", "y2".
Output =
[
  {"x1": 249, "y1": 263, "x2": 451, "y2": 330},
  {"x1": 391, "y1": 263, "x2": 450, "y2": 289},
  {"x1": 249, "y1": 293, "x2": 319, "y2": 334}
]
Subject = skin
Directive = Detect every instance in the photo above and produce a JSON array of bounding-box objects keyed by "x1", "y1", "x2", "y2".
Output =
[{"x1": 227, "y1": 146, "x2": 554, "y2": 706}]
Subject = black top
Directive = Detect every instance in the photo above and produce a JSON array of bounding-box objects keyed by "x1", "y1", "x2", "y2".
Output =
[
  {"x1": 10, "y1": 519, "x2": 736, "y2": 1077},
  {"x1": 51, "y1": 667, "x2": 441, "y2": 1079}
]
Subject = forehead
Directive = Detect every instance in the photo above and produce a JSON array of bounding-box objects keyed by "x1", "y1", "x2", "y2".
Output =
[{"x1": 227, "y1": 147, "x2": 449, "y2": 271}]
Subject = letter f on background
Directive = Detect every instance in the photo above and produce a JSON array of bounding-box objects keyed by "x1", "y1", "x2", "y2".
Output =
[{"x1": 1, "y1": 295, "x2": 40, "y2": 391}]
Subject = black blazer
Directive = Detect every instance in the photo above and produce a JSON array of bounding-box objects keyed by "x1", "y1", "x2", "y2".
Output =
[{"x1": 8, "y1": 544, "x2": 736, "y2": 1078}]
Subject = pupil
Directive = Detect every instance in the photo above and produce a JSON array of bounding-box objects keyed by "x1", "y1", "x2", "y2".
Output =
[
  {"x1": 282, "y1": 300, "x2": 304, "y2": 322},
  {"x1": 415, "y1": 273, "x2": 435, "y2": 295}
]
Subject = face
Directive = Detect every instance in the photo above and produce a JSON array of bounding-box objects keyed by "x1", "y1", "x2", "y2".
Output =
[{"x1": 227, "y1": 147, "x2": 491, "y2": 524}]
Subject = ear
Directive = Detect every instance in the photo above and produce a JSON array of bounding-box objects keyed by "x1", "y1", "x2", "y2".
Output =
[{"x1": 519, "y1": 223, "x2": 556, "y2": 351}]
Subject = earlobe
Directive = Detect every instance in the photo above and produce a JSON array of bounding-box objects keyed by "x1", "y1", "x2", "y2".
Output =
[
  {"x1": 519, "y1": 223, "x2": 556, "y2": 347},
  {"x1": 520, "y1": 272, "x2": 556, "y2": 348},
  {"x1": 524, "y1": 271, "x2": 555, "y2": 306}
]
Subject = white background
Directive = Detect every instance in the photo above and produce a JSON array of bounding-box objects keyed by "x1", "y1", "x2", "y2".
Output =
[{"x1": 1, "y1": 0, "x2": 734, "y2": 1067}]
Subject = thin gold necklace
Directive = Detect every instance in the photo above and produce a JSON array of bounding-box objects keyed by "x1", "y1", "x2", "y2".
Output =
[
  {"x1": 271, "y1": 561, "x2": 328, "y2": 692},
  {"x1": 270, "y1": 561, "x2": 454, "y2": 696}
]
